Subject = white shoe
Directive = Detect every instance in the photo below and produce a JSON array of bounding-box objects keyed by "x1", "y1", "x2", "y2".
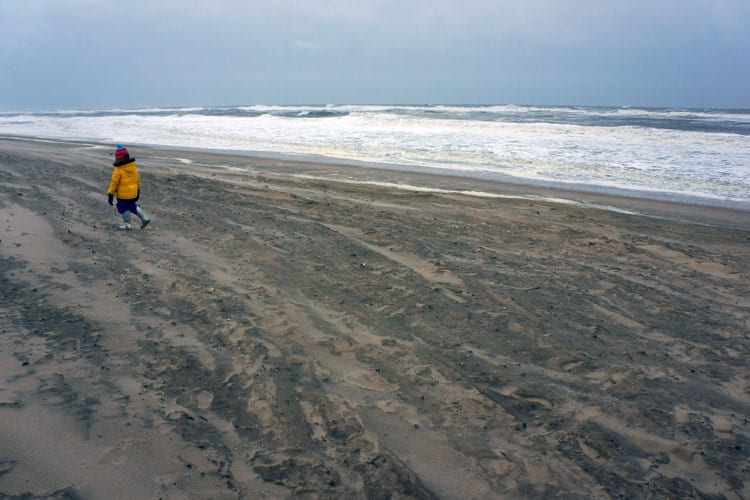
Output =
[{"x1": 118, "y1": 223, "x2": 132, "y2": 230}]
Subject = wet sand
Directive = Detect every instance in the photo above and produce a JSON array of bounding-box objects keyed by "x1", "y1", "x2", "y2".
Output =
[{"x1": 1, "y1": 136, "x2": 748, "y2": 499}]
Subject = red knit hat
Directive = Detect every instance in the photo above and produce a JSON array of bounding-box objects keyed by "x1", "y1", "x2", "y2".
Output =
[{"x1": 115, "y1": 145, "x2": 129, "y2": 161}]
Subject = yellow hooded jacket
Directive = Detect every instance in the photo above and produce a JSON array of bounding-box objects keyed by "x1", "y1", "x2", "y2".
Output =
[{"x1": 108, "y1": 159, "x2": 140, "y2": 200}]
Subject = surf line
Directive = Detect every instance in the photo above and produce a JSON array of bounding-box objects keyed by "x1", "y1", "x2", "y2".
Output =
[{"x1": 290, "y1": 174, "x2": 639, "y2": 215}]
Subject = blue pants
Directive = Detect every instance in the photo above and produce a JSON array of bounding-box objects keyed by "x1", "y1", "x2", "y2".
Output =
[{"x1": 116, "y1": 199, "x2": 138, "y2": 214}]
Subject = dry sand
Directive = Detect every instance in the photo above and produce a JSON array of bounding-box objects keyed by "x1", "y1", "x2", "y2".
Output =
[{"x1": 1, "y1": 136, "x2": 748, "y2": 499}]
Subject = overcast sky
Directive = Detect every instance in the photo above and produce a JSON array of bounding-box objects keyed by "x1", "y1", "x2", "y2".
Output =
[{"x1": 1, "y1": 0, "x2": 748, "y2": 110}]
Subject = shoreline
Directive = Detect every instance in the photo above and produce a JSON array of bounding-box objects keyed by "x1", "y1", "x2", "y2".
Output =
[
  {"x1": 1, "y1": 136, "x2": 749, "y2": 498},
  {"x1": 4, "y1": 133, "x2": 750, "y2": 217},
  {"x1": 0, "y1": 135, "x2": 750, "y2": 228}
]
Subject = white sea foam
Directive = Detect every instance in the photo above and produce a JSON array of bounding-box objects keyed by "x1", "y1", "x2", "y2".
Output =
[{"x1": 0, "y1": 105, "x2": 748, "y2": 208}]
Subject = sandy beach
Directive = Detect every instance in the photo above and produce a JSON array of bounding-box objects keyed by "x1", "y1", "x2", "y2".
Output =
[{"x1": 1, "y1": 136, "x2": 748, "y2": 498}]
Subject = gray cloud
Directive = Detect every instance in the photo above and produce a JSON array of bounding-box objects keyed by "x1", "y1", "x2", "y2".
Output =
[
  {"x1": 0, "y1": 0, "x2": 748, "y2": 109},
  {"x1": 291, "y1": 40, "x2": 324, "y2": 51}
]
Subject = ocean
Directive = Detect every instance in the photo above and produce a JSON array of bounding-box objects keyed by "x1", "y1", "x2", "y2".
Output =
[{"x1": 1, "y1": 104, "x2": 749, "y2": 209}]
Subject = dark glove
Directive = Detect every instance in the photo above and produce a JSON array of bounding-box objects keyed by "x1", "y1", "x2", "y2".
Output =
[
  {"x1": 108, "y1": 194, "x2": 114, "y2": 205},
  {"x1": 135, "y1": 190, "x2": 140, "y2": 202}
]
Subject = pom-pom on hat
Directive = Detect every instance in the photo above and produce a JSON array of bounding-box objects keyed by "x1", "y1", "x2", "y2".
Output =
[{"x1": 115, "y1": 145, "x2": 130, "y2": 161}]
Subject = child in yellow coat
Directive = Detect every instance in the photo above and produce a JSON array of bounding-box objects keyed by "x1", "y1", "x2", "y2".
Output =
[{"x1": 107, "y1": 145, "x2": 151, "y2": 230}]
